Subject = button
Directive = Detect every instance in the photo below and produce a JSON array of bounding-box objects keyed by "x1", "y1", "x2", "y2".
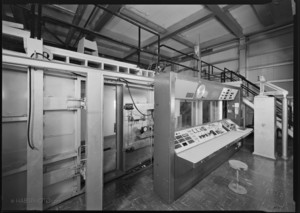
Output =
[
  {"x1": 210, "y1": 130, "x2": 217, "y2": 136},
  {"x1": 182, "y1": 133, "x2": 189, "y2": 137},
  {"x1": 179, "y1": 138, "x2": 185, "y2": 142},
  {"x1": 182, "y1": 142, "x2": 188, "y2": 146},
  {"x1": 188, "y1": 140, "x2": 194, "y2": 144},
  {"x1": 186, "y1": 137, "x2": 192, "y2": 140},
  {"x1": 175, "y1": 144, "x2": 182, "y2": 149},
  {"x1": 176, "y1": 135, "x2": 183, "y2": 139}
]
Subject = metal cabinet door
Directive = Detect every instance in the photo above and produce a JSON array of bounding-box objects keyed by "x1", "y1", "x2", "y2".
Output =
[
  {"x1": 2, "y1": 67, "x2": 28, "y2": 210},
  {"x1": 43, "y1": 74, "x2": 83, "y2": 209}
]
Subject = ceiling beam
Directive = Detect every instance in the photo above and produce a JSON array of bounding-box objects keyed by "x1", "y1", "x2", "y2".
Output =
[
  {"x1": 206, "y1": 5, "x2": 243, "y2": 38},
  {"x1": 222, "y1": 5, "x2": 241, "y2": 12},
  {"x1": 43, "y1": 24, "x2": 66, "y2": 46},
  {"x1": 42, "y1": 14, "x2": 172, "y2": 61},
  {"x1": 120, "y1": 7, "x2": 194, "y2": 48},
  {"x1": 44, "y1": 4, "x2": 74, "y2": 18},
  {"x1": 244, "y1": 20, "x2": 293, "y2": 37},
  {"x1": 51, "y1": 4, "x2": 75, "y2": 16},
  {"x1": 123, "y1": 8, "x2": 213, "y2": 60},
  {"x1": 87, "y1": 4, "x2": 123, "y2": 40},
  {"x1": 10, "y1": 5, "x2": 30, "y2": 29},
  {"x1": 65, "y1": 5, "x2": 88, "y2": 47},
  {"x1": 171, "y1": 34, "x2": 238, "y2": 62},
  {"x1": 172, "y1": 35, "x2": 195, "y2": 48},
  {"x1": 120, "y1": 6, "x2": 167, "y2": 34}
]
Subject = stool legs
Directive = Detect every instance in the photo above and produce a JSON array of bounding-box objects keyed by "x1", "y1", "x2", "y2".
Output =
[
  {"x1": 228, "y1": 169, "x2": 247, "y2": 195},
  {"x1": 236, "y1": 170, "x2": 239, "y2": 189}
]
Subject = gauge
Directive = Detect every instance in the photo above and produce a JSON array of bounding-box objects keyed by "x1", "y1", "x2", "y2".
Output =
[{"x1": 194, "y1": 84, "x2": 206, "y2": 99}]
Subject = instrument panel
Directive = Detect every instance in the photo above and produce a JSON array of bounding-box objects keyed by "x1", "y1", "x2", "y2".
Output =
[
  {"x1": 174, "y1": 119, "x2": 238, "y2": 153},
  {"x1": 218, "y1": 87, "x2": 238, "y2": 100}
]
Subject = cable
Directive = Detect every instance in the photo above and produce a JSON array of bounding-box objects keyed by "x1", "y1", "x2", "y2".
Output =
[
  {"x1": 27, "y1": 52, "x2": 50, "y2": 150},
  {"x1": 118, "y1": 78, "x2": 152, "y2": 117},
  {"x1": 27, "y1": 66, "x2": 35, "y2": 150}
]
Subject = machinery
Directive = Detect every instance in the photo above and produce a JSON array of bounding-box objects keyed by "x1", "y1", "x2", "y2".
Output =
[
  {"x1": 253, "y1": 76, "x2": 289, "y2": 160},
  {"x1": 153, "y1": 72, "x2": 253, "y2": 203},
  {"x1": 2, "y1": 22, "x2": 155, "y2": 210}
]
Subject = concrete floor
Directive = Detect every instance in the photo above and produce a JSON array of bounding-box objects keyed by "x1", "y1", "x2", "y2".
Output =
[{"x1": 49, "y1": 133, "x2": 295, "y2": 211}]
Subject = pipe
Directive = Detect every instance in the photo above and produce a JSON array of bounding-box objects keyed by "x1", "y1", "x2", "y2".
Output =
[
  {"x1": 157, "y1": 35, "x2": 160, "y2": 69},
  {"x1": 282, "y1": 95, "x2": 288, "y2": 160},
  {"x1": 16, "y1": 4, "x2": 167, "y2": 69},
  {"x1": 138, "y1": 26, "x2": 141, "y2": 67},
  {"x1": 30, "y1": 4, "x2": 35, "y2": 38},
  {"x1": 73, "y1": 5, "x2": 98, "y2": 48},
  {"x1": 42, "y1": 15, "x2": 168, "y2": 62},
  {"x1": 43, "y1": 16, "x2": 135, "y2": 49},
  {"x1": 161, "y1": 44, "x2": 197, "y2": 61},
  {"x1": 37, "y1": 4, "x2": 42, "y2": 40},
  {"x1": 160, "y1": 59, "x2": 198, "y2": 72}
]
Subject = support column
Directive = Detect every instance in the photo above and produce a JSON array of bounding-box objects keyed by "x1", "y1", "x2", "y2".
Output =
[
  {"x1": 218, "y1": 100, "x2": 223, "y2": 120},
  {"x1": 282, "y1": 95, "x2": 288, "y2": 160},
  {"x1": 25, "y1": 38, "x2": 44, "y2": 210},
  {"x1": 209, "y1": 101, "x2": 214, "y2": 122},
  {"x1": 239, "y1": 37, "x2": 247, "y2": 77},
  {"x1": 198, "y1": 101, "x2": 203, "y2": 125},
  {"x1": 242, "y1": 103, "x2": 246, "y2": 128},
  {"x1": 27, "y1": 69, "x2": 43, "y2": 210},
  {"x1": 86, "y1": 71, "x2": 103, "y2": 210}
]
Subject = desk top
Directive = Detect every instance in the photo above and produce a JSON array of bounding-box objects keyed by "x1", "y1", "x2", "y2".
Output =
[{"x1": 177, "y1": 128, "x2": 253, "y2": 164}]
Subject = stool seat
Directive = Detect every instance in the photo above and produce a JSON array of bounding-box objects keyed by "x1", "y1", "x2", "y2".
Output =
[{"x1": 229, "y1": 159, "x2": 248, "y2": 171}]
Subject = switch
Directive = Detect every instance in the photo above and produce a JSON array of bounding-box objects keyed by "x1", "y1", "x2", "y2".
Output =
[{"x1": 175, "y1": 144, "x2": 182, "y2": 149}]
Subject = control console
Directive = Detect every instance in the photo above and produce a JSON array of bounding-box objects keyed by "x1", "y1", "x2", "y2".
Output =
[{"x1": 174, "y1": 119, "x2": 239, "y2": 153}]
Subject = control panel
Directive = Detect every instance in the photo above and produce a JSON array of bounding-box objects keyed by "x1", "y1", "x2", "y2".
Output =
[
  {"x1": 219, "y1": 87, "x2": 238, "y2": 100},
  {"x1": 174, "y1": 119, "x2": 239, "y2": 153}
]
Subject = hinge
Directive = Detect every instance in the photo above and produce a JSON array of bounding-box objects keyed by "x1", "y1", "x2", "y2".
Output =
[{"x1": 67, "y1": 98, "x2": 86, "y2": 110}]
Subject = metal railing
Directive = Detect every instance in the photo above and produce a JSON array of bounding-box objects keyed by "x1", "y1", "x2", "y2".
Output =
[{"x1": 161, "y1": 43, "x2": 293, "y2": 129}]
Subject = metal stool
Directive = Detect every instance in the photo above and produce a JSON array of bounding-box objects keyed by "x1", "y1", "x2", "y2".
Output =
[{"x1": 228, "y1": 159, "x2": 248, "y2": 194}]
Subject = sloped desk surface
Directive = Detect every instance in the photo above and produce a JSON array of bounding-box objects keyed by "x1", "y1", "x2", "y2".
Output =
[{"x1": 177, "y1": 128, "x2": 253, "y2": 165}]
